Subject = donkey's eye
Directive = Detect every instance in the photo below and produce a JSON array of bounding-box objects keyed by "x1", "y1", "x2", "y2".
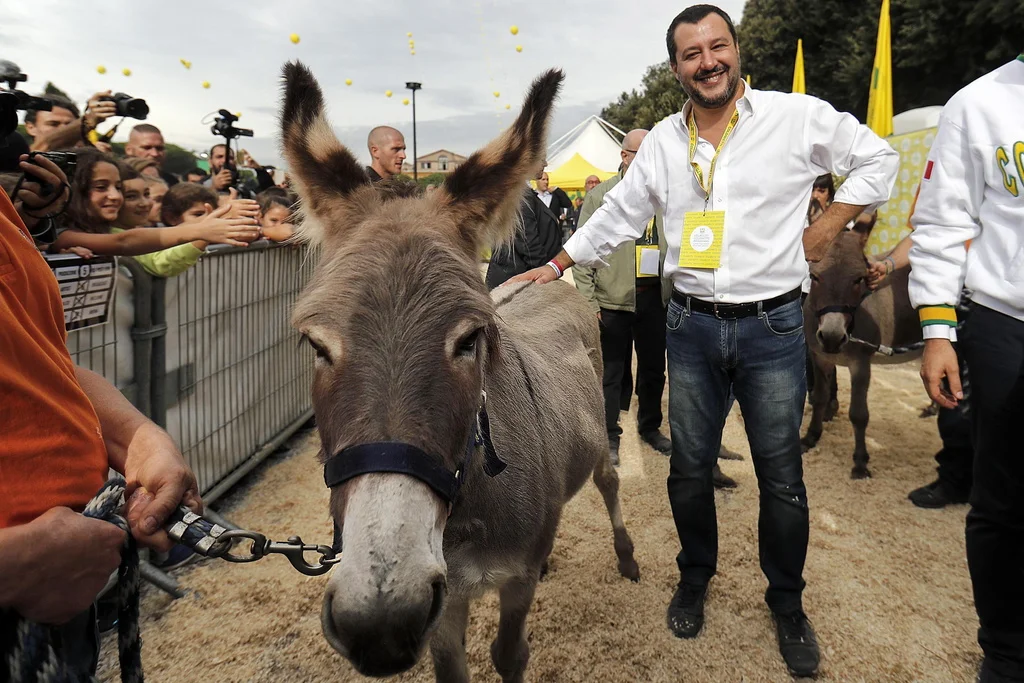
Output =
[
  {"x1": 301, "y1": 334, "x2": 331, "y2": 364},
  {"x1": 456, "y1": 330, "x2": 481, "y2": 358}
]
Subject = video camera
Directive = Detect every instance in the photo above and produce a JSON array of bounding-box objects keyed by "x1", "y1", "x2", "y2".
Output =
[
  {"x1": 101, "y1": 92, "x2": 149, "y2": 120},
  {"x1": 211, "y1": 109, "x2": 253, "y2": 140},
  {"x1": 0, "y1": 60, "x2": 53, "y2": 138}
]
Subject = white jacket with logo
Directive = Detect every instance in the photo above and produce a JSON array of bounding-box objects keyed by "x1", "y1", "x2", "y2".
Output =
[{"x1": 908, "y1": 56, "x2": 1024, "y2": 330}]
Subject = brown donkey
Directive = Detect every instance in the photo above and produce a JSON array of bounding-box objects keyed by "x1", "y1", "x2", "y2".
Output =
[
  {"x1": 279, "y1": 62, "x2": 638, "y2": 682},
  {"x1": 801, "y1": 217, "x2": 923, "y2": 478}
]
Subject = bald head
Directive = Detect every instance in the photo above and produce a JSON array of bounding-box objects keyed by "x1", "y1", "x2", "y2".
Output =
[
  {"x1": 620, "y1": 129, "x2": 649, "y2": 171},
  {"x1": 584, "y1": 174, "x2": 601, "y2": 192},
  {"x1": 367, "y1": 126, "x2": 407, "y2": 179}
]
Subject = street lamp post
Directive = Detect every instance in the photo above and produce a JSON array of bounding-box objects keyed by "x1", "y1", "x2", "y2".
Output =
[{"x1": 405, "y1": 81, "x2": 421, "y2": 181}]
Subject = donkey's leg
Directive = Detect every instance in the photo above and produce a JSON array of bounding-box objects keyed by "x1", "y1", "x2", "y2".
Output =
[
  {"x1": 593, "y1": 451, "x2": 640, "y2": 581},
  {"x1": 430, "y1": 593, "x2": 471, "y2": 683},
  {"x1": 801, "y1": 354, "x2": 834, "y2": 452},
  {"x1": 490, "y1": 577, "x2": 538, "y2": 683},
  {"x1": 848, "y1": 356, "x2": 872, "y2": 479}
]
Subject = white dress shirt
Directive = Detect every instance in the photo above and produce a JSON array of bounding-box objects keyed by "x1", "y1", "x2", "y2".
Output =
[
  {"x1": 909, "y1": 57, "x2": 1024, "y2": 333},
  {"x1": 564, "y1": 85, "x2": 899, "y2": 304},
  {"x1": 536, "y1": 190, "x2": 553, "y2": 208}
]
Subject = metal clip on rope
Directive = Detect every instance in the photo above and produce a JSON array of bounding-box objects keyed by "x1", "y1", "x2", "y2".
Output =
[{"x1": 165, "y1": 506, "x2": 340, "y2": 576}]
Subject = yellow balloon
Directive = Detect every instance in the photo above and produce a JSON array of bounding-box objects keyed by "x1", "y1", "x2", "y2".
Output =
[
  {"x1": 122, "y1": 68, "x2": 132, "y2": 76},
  {"x1": 403, "y1": 98, "x2": 410, "y2": 105},
  {"x1": 290, "y1": 33, "x2": 300, "y2": 44},
  {"x1": 505, "y1": 104, "x2": 511, "y2": 110},
  {"x1": 235, "y1": 112, "x2": 242, "y2": 118},
  {"x1": 180, "y1": 58, "x2": 192, "y2": 69},
  {"x1": 409, "y1": 39, "x2": 415, "y2": 46},
  {"x1": 407, "y1": 32, "x2": 413, "y2": 37},
  {"x1": 202, "y1": 81, "x2": 211, "y2": 89},
  {"x1": 385, "y1": 90, "x2": 393, "y2": 97},
  {"x1": 516, "y1": 45, "x2": 523, "y2": 53},
  {"x1": 510, "y1": 25, "x2": 519, "y2": 35},
  {"x1": 493, "y1": 91, "x2": 500, "y2": 98},
  {"x1": 345, "y1": 78, "x2": 353, "y2": 86},
  {"x1": 96, "y1": 65, "x2": 107, "y2": 74},
  {"x1": 410, "y1": 50, "x2": 416, "y2": 55}
]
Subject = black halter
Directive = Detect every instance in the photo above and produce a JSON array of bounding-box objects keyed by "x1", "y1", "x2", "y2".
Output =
[{"x1": 322, "y1": 392, "x2": 506, "y2": 506}]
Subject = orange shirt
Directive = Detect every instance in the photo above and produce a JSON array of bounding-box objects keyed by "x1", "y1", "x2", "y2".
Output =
[{"x1": 0, "y1": 192, "x2": 107, "y2": 528}]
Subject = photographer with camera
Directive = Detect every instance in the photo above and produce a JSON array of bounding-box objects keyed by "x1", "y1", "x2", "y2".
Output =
[
  {"x1": 204, "y1": 110, "x2": 273, "y2": 197},
  {"x1": 25, "y1": 90, "x2": 120, "y2": 153},
  {"x1": 125, "y1": 123, "x2": 178, "y2": 187}
]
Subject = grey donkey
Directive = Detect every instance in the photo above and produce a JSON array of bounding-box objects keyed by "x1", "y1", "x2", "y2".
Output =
[
  {"x1": 279, "y1": 61, "x2": 639, "y2": 683},
  {"x1": 801, "y1": 215, "x2": 923, "y2": 478}
]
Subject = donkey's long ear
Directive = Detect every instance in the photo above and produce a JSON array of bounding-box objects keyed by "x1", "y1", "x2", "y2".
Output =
[
  {"x1": 438, "y1": 69, "x2": 564, "y2": 248},
  {"x1": 279, "y1": 60, "x2": 369, "y2": 244}
]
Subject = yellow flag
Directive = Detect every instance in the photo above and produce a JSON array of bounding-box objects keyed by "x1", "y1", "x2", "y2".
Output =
[
  {"x1": 791, "y1": 39, "x2": 805, "y2": 94},
  {"x1": 866, "y1": 0, "x2": 893, "y2": 138}
]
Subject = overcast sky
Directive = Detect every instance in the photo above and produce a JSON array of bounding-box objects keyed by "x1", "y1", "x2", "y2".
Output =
[{"x1": 3, "y1": 0, "x2": 745, "y2": 167}]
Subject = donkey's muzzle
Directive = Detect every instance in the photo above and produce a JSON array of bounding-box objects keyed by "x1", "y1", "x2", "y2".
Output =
[{"x1": 322, "y1": 574, "x2": 446, "y2": 676}]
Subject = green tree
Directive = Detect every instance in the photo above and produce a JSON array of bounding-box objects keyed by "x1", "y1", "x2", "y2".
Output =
[
  {"x1": 42, "y1": 82, "x2": 71, "y2": 100},
  {"x1": 163, "y1": 144, "x2": 202, "y2": 176},
  {"x1": 600, "y1": 62, "x2": 686, "y2": 132},
  {"x1": 601, "y1": 0, "x2": 1024, "y2": 129}
]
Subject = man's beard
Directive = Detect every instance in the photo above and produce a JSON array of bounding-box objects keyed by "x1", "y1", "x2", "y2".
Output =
[{"x1": 682, "y1": 64, "x2": 741, "y2": 109}]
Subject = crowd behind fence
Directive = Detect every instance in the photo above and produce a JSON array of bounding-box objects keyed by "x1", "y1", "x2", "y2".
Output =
[{"x1": 66, "y1": 242, "x2": 318, "y2": 506}]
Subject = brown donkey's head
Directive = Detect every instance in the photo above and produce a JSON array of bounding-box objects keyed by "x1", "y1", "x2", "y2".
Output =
[
  {"x1": 806, "y1": 212, "x2": 876, "y2": 354},
  {"x1": 280, "y1": 61, "x2": 562, "y2": 676}
]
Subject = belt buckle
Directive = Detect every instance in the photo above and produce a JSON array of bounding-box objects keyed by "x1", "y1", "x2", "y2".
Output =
[{"x1": 713, "y1": 303, "x2": 724, "y2": 320}]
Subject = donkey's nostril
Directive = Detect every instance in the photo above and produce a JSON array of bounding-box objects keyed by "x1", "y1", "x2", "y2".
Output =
[
  {"x1": 815, "y1": 329, "x2": 825, "y2": 344},
  {"x1": 424, "y1": 577, "x2": 446, "y2": 637}
]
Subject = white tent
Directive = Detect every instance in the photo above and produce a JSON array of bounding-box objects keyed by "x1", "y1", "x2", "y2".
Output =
[
  {"x1": 546, "y1": 115, "x2": 625, "y2": 173},
  {"x1": 892, "y1": 106, "x2": 943, "y2": 136}
]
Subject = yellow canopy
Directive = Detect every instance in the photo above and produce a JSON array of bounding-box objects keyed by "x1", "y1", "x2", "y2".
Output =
[{"x1": 546, "y1": 153, "x2": 617, "y2": 193}]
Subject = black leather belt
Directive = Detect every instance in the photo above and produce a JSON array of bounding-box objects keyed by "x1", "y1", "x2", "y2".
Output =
[{"x1": 671, "y1": 287, "x2": 802, "y2": 320}]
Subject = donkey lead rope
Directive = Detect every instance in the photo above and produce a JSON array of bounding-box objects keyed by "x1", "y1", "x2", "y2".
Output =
[{"x1": 3, "y1": 476, "x2": 142, "y2": 683}]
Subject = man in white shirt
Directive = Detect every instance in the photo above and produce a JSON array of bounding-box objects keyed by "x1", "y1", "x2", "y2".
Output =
[
  {"x1": 506, "y1": 5, "x2": 898, "y2": 675},
  {"x1": 908, "y1": 53, "x2": 1024, "y2": 683}
]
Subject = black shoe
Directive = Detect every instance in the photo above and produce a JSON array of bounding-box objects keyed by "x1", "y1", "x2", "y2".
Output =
[
  {"x1": 712, "y1": 464, "x2": 738, "y2": 489},
  {"x1": 608, "y1": 439, "x2": 620, "y2": 468},
  {"x1": 908, "y1": 479, "x2": 969, "y2": 509},
  {"x1": 640, "y1": 431, "x2": 672, "y2": 454},
  {"x1": 772, "y1": 610, "x2": 820, "y2": 677},
  {"x1": 667, "y1": 582, "x2": 707, "y2": 639}
]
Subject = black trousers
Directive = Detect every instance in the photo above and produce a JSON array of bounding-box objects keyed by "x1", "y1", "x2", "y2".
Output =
[
  {"x1": 960, "y1": 303, "x2": 1024, "y2": 678},
  {"x1": 935, "y1": 403, "x2": 973, "y2": 497},
  {"x1": 599, "y1": 285, "x2": 667, "y2": 440}
]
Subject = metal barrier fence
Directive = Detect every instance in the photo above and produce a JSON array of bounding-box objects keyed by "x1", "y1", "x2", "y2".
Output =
[{"x1": 67, "y1": 242, "x2": 318, "y2": 505}]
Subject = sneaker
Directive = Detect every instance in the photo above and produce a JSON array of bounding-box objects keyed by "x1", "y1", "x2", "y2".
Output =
[
  {"x1": 772, "y1": 609, "x2": 820, "y2": 677},
  {"x1": 153, "y1": 543, "x2": 198, "y2": 571},
  {"x1": 908, "y1": 479, "x2": 969, "y2": 509},
  {"x1": 666, "y1": 582, "x2": 708, "y2": 639},
  {"x1": 640, "y1": 431, "x2": 672, "y2": 454},
  {"x1": 608, "y1": 438, "x2": 620, "y2": 468}
]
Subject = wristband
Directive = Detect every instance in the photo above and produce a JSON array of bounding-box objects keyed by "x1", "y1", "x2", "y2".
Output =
[
  {"x1": 883, "y1": 256, "x2": 895, "y2": 274},
  {"x1": 546, "y1": 260, "x2": 563, "y2": 278}
]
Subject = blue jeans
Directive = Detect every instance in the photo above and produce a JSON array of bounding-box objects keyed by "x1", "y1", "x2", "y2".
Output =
[{"x1": 665, "y1": 297, "x2": 809, "y2": 614}]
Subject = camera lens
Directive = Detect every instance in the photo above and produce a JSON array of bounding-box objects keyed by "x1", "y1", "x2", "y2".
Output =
[{"x1": 112, "y1": 93, "x2": 149, "y2": 120}]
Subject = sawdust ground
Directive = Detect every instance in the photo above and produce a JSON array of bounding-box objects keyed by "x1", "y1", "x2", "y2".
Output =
[{"x1": 99, "y1": 363, "x2": 980, "y2": 683}]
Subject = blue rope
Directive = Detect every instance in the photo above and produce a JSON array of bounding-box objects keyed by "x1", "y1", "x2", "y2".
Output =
[{"x1": 2, "y1": 476, "x2": 142, "y2": 683}]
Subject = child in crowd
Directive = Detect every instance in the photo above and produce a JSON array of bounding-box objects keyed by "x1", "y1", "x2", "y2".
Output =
[
  {"x1": 256, "y1": 189, "x2": 295, "y2": 242},
  {"x1": 145, "y1": 176, "x2": 168, "y2": 226},
  {"x1": 48, "y1": 150, "x2": 260, "y2": 259}
]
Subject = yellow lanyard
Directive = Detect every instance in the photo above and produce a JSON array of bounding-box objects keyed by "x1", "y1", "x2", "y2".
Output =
[{"x1": 687, "y1": 107, "x2": 740, "y2": 206}]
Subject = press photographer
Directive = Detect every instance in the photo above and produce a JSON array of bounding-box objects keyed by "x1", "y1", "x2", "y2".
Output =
[{"x1": 206, "y1": 109, "x2": 273, "y2": 196}]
